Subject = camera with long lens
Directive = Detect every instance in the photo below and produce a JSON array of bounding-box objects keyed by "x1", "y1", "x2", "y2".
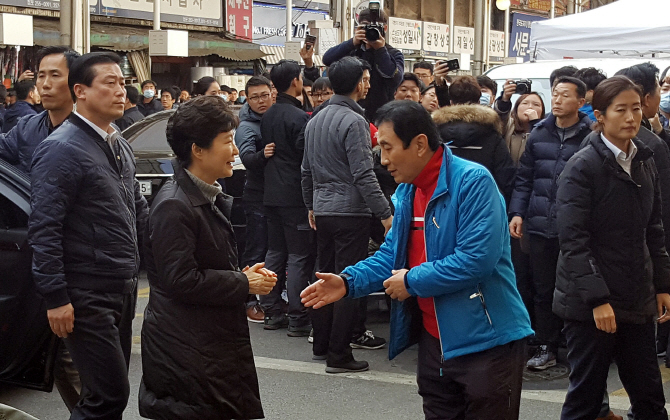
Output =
[{"x1": 364, "y1": 0, "x2": 384, "y2": 42}]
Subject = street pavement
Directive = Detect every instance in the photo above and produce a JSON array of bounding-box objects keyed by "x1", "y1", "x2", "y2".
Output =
[{"x1": 3, "y1": 274, "x2": 670, "y2": 419}]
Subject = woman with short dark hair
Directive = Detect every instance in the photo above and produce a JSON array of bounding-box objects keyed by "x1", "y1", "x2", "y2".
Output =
[
  {"x1": 138, "y1": 96, "x2": 277, "y2": 420},
  {"x1": 555, "y1": 75, "x2": 670, "y2": 419}
]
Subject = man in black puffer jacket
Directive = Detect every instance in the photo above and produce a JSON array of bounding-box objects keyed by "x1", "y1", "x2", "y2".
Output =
[
  {"x1": 433, "y1": 104, "x2": 515, "y2": 203},
  {"x1": 509, "y1": 76, "x2": 591, "y2": 371},
  {"x1": 29, "y1": 52, "x2": 148, "y2": 420}
]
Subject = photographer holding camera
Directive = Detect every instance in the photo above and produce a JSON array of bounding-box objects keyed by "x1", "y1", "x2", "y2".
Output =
[
  {"x1": 493, "y1": 79, "x2": 532, "y2": 122},
  {"x1": 322, "y1": 3, "x2": 404, "y2": 121}
]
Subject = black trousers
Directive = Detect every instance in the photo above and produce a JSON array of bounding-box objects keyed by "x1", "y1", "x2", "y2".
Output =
[
  {"x1": 529, "y1": 234, "x2": 563, "y2": 350},
  {"x1": 242, "y1": 200, "x2": 274, "y2": 308},
  {"x1": 511, "y1": 237, "x2": 534, "y2": 328},
  {"x1": 312, "y1": 216, "x2": 370, "y2": 364},
  {"x1": 417, "y1": 329, "x2": 526, "y2": 420},
  {"x1": 261, "y1": 206, "x2": 315, "y2": 327},
  {"x1": 561, "y1": 320, "x2": 668, "y2": 420},
  {"x1": 64, "y1": 283, "x2": 136, "y2": 420},
  {"x1": 53, "y1": 341, "x2": 82, "y2": 412}
]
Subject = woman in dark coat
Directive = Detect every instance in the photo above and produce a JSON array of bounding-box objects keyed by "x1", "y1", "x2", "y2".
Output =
[
  {"x1": 138, "y1": 96, "x2": 277, "y2": 420},
  {"x1": 554, "y1": 75, "x2": 670, "y2": 419}
]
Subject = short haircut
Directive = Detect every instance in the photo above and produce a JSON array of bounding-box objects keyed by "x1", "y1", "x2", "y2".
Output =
[
  {"x1": 550, "y1": 65, "x2": 578, "y2": 88},
  {"x1": 245, "y1": 76, "x2": 272, "y2": 93},
  {"x1": 329, "y1": 57, "x2": 367, "y2": 95},
  {"x1": 375, "y1": 100, "x2": 441, "y2": 151},
  {"x1": 413, "y1": 61, "x2": 434, "y2": 74},
  {"x1": 125, "y1": 85, "x2": 140, "y2": 105},
  {"x1": 161, "y1": 87, "x2": 177, "y2": 100},
  {"x1": 449, "y1": 76, "x2": 481, "y2": 105},
  {"x1": 476, "y1": 75, "x2": 497, "y2": 96},
  {"x1": 7, "y1": 89, "x2": 15, "y2": 97},
  {"x1": 270, "y1": 59, "x2": 302, "y2": 93},
  {"x1": 615, "y1": 63, "x2": 660, "y2": 97},
  {"x1": 592, "y1": 75, "x2": 643, "y2": 115},
  {"x1": 302, "y1": 78, "x2": 314, "y2": 88},
  {"x1": 574, "y1": 67, "x2": 607, "y2": 92},
  {"x1": 141, "y1": 79, "x2": 157, "y2": 89},
  {"x1": 68, "y1": 52, "x2": 121, "y2": 101},
  {"x1": 554, "y1": 76, "x2": 587, "y2": 99},
  {"x1": 398, "y1": 73, "x2": 425, "y2": 91},
  {"x1": 15, "y1": 80, "x2": 36, "y2": 101},
  {"x1": 358, "y1": 6, "x2": 388, "y2": 24},
  {"x1": 193, "y1": 76, "x2": 218, "y2": 96},
  {"x1": 312, "y1": 77, "x2": 332, "y2": 92},
  {"x1": 37, "y1": 46, "x2": 80, "y2": 71},
  {"x1": 220, "y1": 85, "x2": 233, "y2": 94},
  {"x1": 167, "y1": 95, "x2": 238, "y2": 166},
  {"x1": 231, "y1": 88, "x2": 238, "y2": 92}
]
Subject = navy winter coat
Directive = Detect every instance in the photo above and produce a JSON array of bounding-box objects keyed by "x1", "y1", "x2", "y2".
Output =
[
  {"x1": 2, "y1": 101, "x2": 37, "y2": 134},
  {"x1": 29, "y1": 113, "x2": 148, "y2": 309},
  {"x1": 0, "y1": 111, "x2": 53, "y2": 174},
  {"x1": 508, "y1": 113, "x2": 592, "y2": 238}
]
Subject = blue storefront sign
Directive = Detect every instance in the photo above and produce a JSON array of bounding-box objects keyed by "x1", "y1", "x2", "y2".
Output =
[{"x1": 510, "y1": 12, "x2": 547, "y2": 62}]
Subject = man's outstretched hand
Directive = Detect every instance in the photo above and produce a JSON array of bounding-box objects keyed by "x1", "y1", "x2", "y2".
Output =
[{"x1": 301, "y1": 272, "x2": 347, "y2": 309}]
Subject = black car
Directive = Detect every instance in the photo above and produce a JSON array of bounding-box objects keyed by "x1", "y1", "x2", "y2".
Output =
[{"x1": 0, "y1": 159, "x2": 59, "y2": 392}]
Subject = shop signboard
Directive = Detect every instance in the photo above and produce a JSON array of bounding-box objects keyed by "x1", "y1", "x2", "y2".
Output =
[
  {"x1": 422, "y1": 21, "x2": 449, "y2": 58},
  {"x1": 488, "y1": 30, "x2": 505, "y2": 62},
  {"x1": 453, "y1": 26, "x2": 474, "y2": 55},
  {"x1": 227, "y1": 0, "x2": 253, "y2": 40},
  {"x1": 252, "y1": 3, "x2": 328, "y2": 46},
  {"x1": 388, "y1": 17, "x2": 421, "y2": 55},
  {"x1": 509, "y1": 12, "x2": 546, "y2": 61},
  {"x1": 0, "y1": 0, "x2": 59, "y2": 11},
  {"x1": 96, "y1": 0, "x2": 223, "y2": 27}
]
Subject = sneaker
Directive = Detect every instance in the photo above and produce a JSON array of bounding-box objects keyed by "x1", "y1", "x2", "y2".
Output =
[
  {"x1": 287, "y1": 324, "x2": 312, "y2": 337},
  {"x1": 350, "y1": 330, "x2": 386, "y2": 350},
  {"x1": 307, "y1": 329, "x2": 314, "y2": 343},
  {"x1": 246, "y1": 304, "x2": 264, "y2": 323},
  {"x1": 325, "y1": 359, "x2": 369, "y2": 374},
  {"x1": 263, "y1": 314, "x2": 288, "y2": 330},
  {"x1": 526, "y1": 345, "x2": 557, "y2": 370},
  {"x1": 596, "y1": 411, "x2": 623, "y2": 420}
]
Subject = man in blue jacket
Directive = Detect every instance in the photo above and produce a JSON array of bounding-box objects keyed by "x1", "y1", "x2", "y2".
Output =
[
  {"x1": 301, "y1": 101, "x2": 532, "y2": 419},
  {"x1": 29, "y1": 52, "x2": 148, "y2": 420},
  {"x1": 322, "y1": 6, "x2": 403, "y2": 121},
  {"x1": 2, "y1": 80, "x2": 39, "y2": 133},
  {"x1": 0, "y1": 47, "x2": 78, "y2": 175}
]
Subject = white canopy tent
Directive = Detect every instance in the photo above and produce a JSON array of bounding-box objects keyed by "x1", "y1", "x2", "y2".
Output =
[{"x1": 529, "y1": 0, "x2": 670, "y2": 60}]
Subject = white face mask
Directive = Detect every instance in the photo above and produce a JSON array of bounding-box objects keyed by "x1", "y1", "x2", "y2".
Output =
[
  {"x1": 479, "y1": 92, "x2": 492, "y2": 106},
  {"x1": 219, "y1": 94, "x2": 229, "y2": 102},
  {"x1": 143, "y1": 89, "x2": 155, "y2": 99}
]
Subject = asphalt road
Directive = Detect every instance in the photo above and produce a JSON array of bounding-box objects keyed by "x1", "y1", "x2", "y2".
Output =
[{"x1": 3, "y1": 275, "x2": 670, "y2": 419}]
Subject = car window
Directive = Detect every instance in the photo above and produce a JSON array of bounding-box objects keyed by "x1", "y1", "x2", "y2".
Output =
[
  {"x1": 127, "y1": 118, "x2": 171, "y2": 152},
  {"x1": 0, "y1": 193, "x2": 28, "y2": 229}
]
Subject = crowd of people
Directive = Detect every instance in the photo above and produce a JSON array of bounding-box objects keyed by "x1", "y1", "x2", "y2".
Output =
[{"x1": 2, "y1": 5, "x2": 670, "y2": 420}]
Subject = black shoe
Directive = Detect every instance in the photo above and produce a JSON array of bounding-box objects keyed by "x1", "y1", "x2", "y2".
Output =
[
  {"x1": 263, "y1": 315, "x2": 288, "y2": 330},
  {"x1": 526, "y1": 345, "x2": 557, "y2": 370},
  {"x1": 325, "y1": 359, "x2": 369, "y2": 374},
  {"x1": 312, "y1": 354, "x2": 327, "y2": 361},
  {"x1": 350, "y1": 330, "x2": 386, "y2": 350},
  {"x1": 287, "y1": 324, "x2": 312, "y2": 337}
]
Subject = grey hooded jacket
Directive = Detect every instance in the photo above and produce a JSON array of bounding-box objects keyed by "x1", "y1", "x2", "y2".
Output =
[{"x1": 301, "y1": 94, "x2": 391, "y2": 220}]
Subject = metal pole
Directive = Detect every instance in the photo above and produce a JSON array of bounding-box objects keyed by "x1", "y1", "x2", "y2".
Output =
[
  {"x1": 473, "y1": 0, "x2": 485, "y2": 76},
  {"x1": 449, "y1": 0, "x2": 455, "y2": 54},
  {"x1": 484, "y1": 0, "x2": 490, "y2": 70},
  {"x1": 550, "y1": 0, "x2": 555, "y2": 18},
  {"x1": 60, "y1": 0, "x2": 72, "y2": 47},
  {"x1": 153, "y1": 0, "x2": 160, "y2": 30},
  {"x1": 286, "y1": 0, "x2": 292, "y2": 43},
  {"x1": 82, "y1": 0, "x2": 90, "y2": 53},
  {"x1": 504, "y1": 6, "x2": 510, "y2": 58}
]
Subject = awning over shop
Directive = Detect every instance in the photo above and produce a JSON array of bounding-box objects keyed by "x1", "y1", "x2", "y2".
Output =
[
  {"x1": 260, "y1": 45, "x2": 324, "y2": 66},
  {"x1": 32, "y1": 18, "x2": 266, "y2": 61}
]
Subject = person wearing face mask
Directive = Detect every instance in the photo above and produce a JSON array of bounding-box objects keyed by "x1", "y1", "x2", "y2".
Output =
[
  {"x1": 659, "y1": 75, "x2": 670, "y2": 129},
  {"x1": 476, "y1": 75, "x2": 497, "y2": 108},
  {"x1": 219, "y1": 85, "x2": 233, "y2": 102},
  {"x1": 137, "y1": 79, "x2": 163, "y2": 116}
]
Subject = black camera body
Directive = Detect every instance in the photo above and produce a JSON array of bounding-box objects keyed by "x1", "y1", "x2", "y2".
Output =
[
  {"x1": 365, "y1": 23, "x2": 384, "y2": 42},
  {"x1": 515, "y1": 79, "x2": 532, "y2": 95}
]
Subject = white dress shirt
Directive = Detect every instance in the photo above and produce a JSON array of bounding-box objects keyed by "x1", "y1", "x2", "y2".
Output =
[
  {"x1": 74, "y1": 111, "x2": 119, "y2": 152},
  {"x1": 601, "y1": 133, "x2": 637, "y2": 176}
]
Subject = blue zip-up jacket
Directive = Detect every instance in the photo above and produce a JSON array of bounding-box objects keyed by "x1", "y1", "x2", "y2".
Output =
[
  {"x1": 0, "y1": 111, "x2": 52, "y2": 175},
  {"x1": 342, "y1": 147, "x2": 533, "y2": 361},
  {"x1": 2, "y1": 101, "x2": 37, "y2": 134}
]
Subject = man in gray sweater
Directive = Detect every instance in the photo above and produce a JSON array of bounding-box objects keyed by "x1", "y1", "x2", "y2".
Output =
[{"x1": 302, "y1": 56, "x2": 392, "y2": 373}]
